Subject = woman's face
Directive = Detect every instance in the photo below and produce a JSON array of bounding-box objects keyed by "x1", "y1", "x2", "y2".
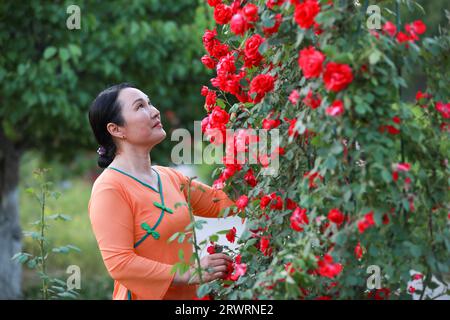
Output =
[{"x1": 113, "y1": 87, "x2": 166, "y2": 150}]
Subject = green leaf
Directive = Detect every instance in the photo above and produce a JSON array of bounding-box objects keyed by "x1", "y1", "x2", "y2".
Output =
[
  {"x1": 178, "y1": 233, "x2": 186, "y2": 243},
  {"x1": 209, "y1": 234, "x2": 219, "y2": 242},
  {"x1": 381, "y1": 169, "x2": 392, "y2": 184},
  {"x1": 59, "y1": 48, "x2": 70, "y2": 62},
  {"x1": 168, "y1": 232, "x2": 180, "y2": 243},
  {"x1": 174, "y1": 202, "x2": 187, "y2": 209},
  {"x1": 43, "y1": 47, "x2": 57, "y2": 59},
  {"x1": 369, "y1": 50, "x2": 381, "y2": 65},
  {"x1": 197, "y1": 283, "x2": 211, "y2": 298},
  {"x1": 48, "y1": 213, "x2": 71, "y2": 221},
  {"x1": 12, "y1": 252, "x2": 32, "y2": 264},
  {"x1": 324, "y1": 156, "x2": 337, "y2": 170},
  {"x1": 178, "y1": 249, "x2": 184, "y2": 261}
]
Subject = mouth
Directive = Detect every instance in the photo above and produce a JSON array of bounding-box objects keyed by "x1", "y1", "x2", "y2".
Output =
[{"x1": 153, "y1": 121, "x2": 162, "y2": 128}]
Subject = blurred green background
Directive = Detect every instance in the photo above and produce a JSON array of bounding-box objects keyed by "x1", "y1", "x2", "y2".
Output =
[{"x1": 0, "y1": 0, "x2": 447, "y2": 299}]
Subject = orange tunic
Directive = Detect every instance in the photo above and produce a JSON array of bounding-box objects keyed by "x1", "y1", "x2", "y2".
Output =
[{"x1": 87, "y1": 165, "x2": 236, "y2": 300}]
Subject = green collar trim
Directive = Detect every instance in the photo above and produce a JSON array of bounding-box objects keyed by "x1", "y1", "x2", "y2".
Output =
[
  {"x1": 107, "y1": 166, "x2": 173, "y2": 247},
  {"x1": 108, "y1": 166, "x2": 159, "y2": 193}
]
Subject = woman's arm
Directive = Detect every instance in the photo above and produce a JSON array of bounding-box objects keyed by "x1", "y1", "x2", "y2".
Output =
[{"x1": 167, "y1": 167, "x2": 237, "y2": 218}]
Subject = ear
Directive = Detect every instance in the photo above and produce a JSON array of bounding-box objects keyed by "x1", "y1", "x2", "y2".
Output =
[{"x1": 106, "y1": 122, "x2": 124, "y2": 139}]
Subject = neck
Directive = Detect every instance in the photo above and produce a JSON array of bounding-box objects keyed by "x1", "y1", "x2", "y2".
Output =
[{"x1": 110, "y1": 145, "x2": 152, "y2": 175}]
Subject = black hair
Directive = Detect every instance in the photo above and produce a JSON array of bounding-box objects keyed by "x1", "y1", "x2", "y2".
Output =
[{"x1": 88, "y1": 83, "x2": 134, "y2": 168}]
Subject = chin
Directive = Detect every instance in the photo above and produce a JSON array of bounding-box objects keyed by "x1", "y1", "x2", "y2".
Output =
[{"x1": 154, "y1": 130, "x2": 167, "y2": 143}]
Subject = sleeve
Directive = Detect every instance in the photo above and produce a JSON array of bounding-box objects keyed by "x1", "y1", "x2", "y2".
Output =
[
  {"x1": 166, "y1": 167, "x2": 237, "y2": 218},
  {"x1": 88, "y1": 185, "x2": 176, "y2": 299}
]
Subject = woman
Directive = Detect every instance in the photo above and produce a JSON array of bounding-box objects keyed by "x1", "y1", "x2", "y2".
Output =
[{"x1": 87, "y1": 83, "x2": 236, "y2": 300}]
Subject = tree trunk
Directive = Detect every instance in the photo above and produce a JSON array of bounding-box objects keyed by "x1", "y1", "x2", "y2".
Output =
[{"x1": 0, "y1": 127, "x2": 23, "y2": 299}]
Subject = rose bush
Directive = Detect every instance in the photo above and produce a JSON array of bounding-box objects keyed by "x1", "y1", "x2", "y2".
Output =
[{"x1": 196, "y1": 0, "x2": 449, "y2": 300}]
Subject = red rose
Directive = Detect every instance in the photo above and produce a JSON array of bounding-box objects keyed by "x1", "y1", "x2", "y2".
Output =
[
  {"x1": 396, "y1": 31, "x2": 411, "y2": 44},
  {"x1": 287, "y1": 118, "x2": 299, "y2": 138},
  {"x1": 230, "y1": 12, "x2": 248, "y2": 35},
  {"x1": 226, "y1": 227, "x2": 237, "y2": 243},
  {"x1": 214, "y1": 4, "x2": 233, "y2": 25},
  {"x1": 259, "y1": 236, "x2": 271, "y2": 256},
  {"x1": 216, "y1": 52, "x2": 236, "y2": 76},
  {"x1": 298, "y1": 46, "x2": 325, "y2": 79},
  {"x1": 396, "y1": 162, "x2": 411, "y2": 172},
  {"x1": 382, "y1": 21, "x2": 397, "y2": 37},
  {"x1": 415, "y1": 90, "x2": 431, "y2": 101},
  {"x1": 317, "y1": 254, "x2": 343, "y2": 279},
  {"x1": 357, "y1": 211, "x2": 375, "y2": 234},
  {"x1": 210, "y1": 106, "x2": 230, "y2": 126},
  {"x1": 302, "y1": 90, "x2": 321, "y2": 109},
  {"x1": 412, "y1": 273, "x2": 423, "y2": 280},
  {"x1": 243, "y1": 3, "x2": 259, "y2": 22},
  {"x1": 210, "y1": 40, "x2": 230, "y2": 59},
  {"x1": 201, "y1": 86, "x2": 209, "y2": 97},
  {"x1": 411, "y1": 20, "x2": 426, "y2": 35},
  {"x1": 355, "y1": 242, "x2": 363, "y2": 259},
  {"x1": 392, "y1": 170, "x2": 399, "y2": 182},
  {"x1": 405, "y1": 20, "x2": 426, "y2": 41},
  {"x1": 201, "y1": 55, "x2": 216, "y2": 69},
  {"x1": 436, "y1": 101, "x2": 450, "y2": 119},
  {"x1": 229, "y1": 259, "x2": 247, "y2": 281},
  {"x1": 205, "y1": 90, "x2": 216, "y2": 108},
  {"x1": 288, "y1": 89, "x2": 300, "y2": 105},
  {"x1": 294, "y1": 0, "x2": 320, "y2": 29},
  {"x1": 260, "y1": 195, "x2": 271, "y2": 209},
  {"x1": 244, "y1": 34, "x2": 265, "y2": 67},
  {"x1": 269, "y1": 193, "x2": 283, "y2": 210},
  {"x1": 249, "y1": 74, "x2": 275, "y2": 103},
  {"x1": 290, "y1": 207, "x2": 309, "y2": 232},
  {"x1": 285, "y1": 198, "x2": 298, "y2": 210},
  {"x1": 244, "y1": 169, "x2": 257, "y2": 187},
  {"x1": 207, "y1": 0, "x2": 222, "y2": 7},
  {"x1": 202, "y1": 28, "x2": 217, "y2": 49},
  {"x1": 262, "y1": 118, "x2": 281, "y2": 130},
  {"x1": 323, "y1": 62, "x2": 354, "y2": 92},
  {"x1": 325, "y1": 100, "x2": 345, "y2": 116},
  {"x1": 327, "y1": 208, "x2": 344, "y2": 225},
  {"x1": 236, "y1": 195, "x2": 249, "y2": 211},
  {"x1": 207, "y1": 243, "x2": 216, "y2": 254}
]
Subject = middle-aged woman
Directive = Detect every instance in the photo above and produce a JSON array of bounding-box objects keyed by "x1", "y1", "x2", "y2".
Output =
[{"x1": 87, "y1": 83, "x2": 237, "y2": 300}]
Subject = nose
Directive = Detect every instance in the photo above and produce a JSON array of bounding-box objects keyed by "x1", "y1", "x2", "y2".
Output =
[{"x1": 151, "y1": 106, "x2": 160, "y2": 119}]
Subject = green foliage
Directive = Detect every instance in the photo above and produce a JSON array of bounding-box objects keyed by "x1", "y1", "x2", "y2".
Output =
[
  {"x1": 0, "y1": 0, "x2": 211, "y2": 164},
  {"x1": 12, "y1": 168, "x2": 81, "y2": 299}
]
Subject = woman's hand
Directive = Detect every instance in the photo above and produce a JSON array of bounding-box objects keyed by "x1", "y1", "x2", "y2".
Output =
[{"x1": 172, "y1": 253, "x2": 233, "y2": 285}]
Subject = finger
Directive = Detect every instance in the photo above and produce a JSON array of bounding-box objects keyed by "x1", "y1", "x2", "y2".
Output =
[
  {"x1": 212, "y1": 265, "x2": 228, "y2": 273},
  {"x1": 210, "y1": 253, "x2": 233, "y2": 262},
  {"x1": 208, "y1": 272, "x2": 226, "y2": 282},
  {"x1": 209, "y1": 259, "x2": 231, "y2": 268}
]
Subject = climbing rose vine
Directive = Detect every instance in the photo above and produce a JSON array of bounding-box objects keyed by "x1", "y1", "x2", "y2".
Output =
[{"x1": 197, "y1": 0, "x2": 450, "y2": 300}]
